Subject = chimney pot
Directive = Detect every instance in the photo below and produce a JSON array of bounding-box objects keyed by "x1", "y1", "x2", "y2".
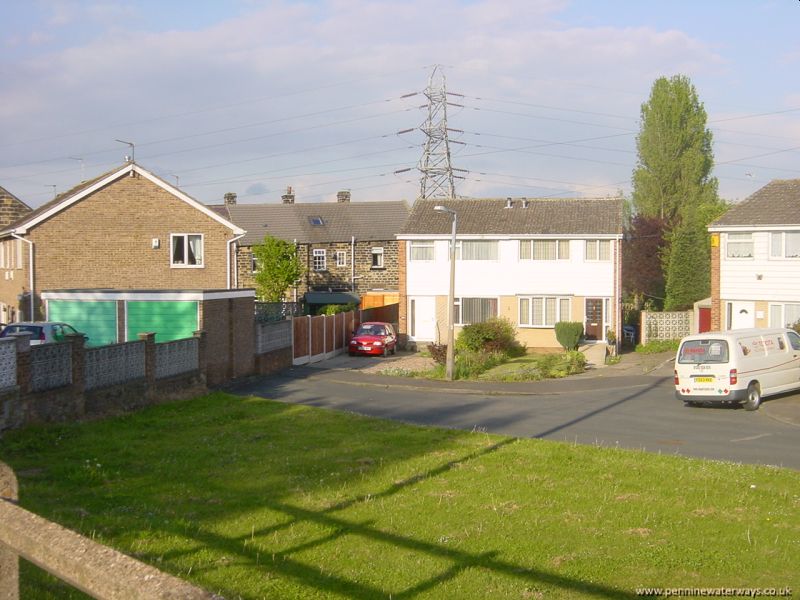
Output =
[
  {"x1": 281, "y1": 185, "x2": 295, "y2": 204},
  {"x1": 337, "y1": 190, "x2": 351, "y2": 203},
  {"x1": 505, "y1": 197, "x2": 513, "y2": 208},
  {"x1": 224, "y1": 192, "x2": 237, "y2": 206}
]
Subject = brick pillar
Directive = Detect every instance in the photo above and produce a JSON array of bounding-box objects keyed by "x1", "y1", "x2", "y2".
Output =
[
  {"x1": 67, "y1": 334, "x2": 86, "y2": 417},
  {"x1": 0, "y1": 461, "x2": 19, "y2": 600},
  {"x1": 710, "y1": 233, "x2": 721, "y2": 331},
  {"x1": 193, "y1": 330, "x2": 207, "y2": 382},
  {"x1": 138, "y1": 333, "x2": 156, "y2": 386}
]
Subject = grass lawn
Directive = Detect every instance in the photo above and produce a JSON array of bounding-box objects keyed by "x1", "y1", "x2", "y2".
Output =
[{"x1": 1, "y1": 392, "x2": 798, "y2": 599}]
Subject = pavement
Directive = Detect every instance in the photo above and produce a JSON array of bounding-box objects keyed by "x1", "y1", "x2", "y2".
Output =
[{"x1": 296, "y1": 345, "x2": 800, "y2": 428}]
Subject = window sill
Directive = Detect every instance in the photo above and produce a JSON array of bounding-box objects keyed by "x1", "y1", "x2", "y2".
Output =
[
  {"x1": 171, "y1": 264, "x2": 205, "y2": 269},
  {"x1": 370, "y1": 267, "x2": 386, "y2": 271}
]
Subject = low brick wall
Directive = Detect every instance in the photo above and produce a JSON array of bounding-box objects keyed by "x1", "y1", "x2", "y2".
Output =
[{"x1": 255, "y1": 347, "x2": 293, "y2": 376}]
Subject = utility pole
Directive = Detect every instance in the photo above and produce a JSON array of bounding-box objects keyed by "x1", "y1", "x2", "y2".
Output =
[{"x1": 418, "y1": 65, "x2": 462, "y2": 199}]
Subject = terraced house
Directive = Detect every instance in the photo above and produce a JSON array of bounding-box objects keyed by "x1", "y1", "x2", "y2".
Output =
[
  {"x1": 397, "y1": 197, "x2": 624, "y2": 349},
  {"x1": 214, "y1": 189, "x2": 409, "y2": 310}
]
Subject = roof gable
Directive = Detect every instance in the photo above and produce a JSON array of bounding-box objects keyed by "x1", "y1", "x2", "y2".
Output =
[
  {"x1": 711, "y1": 179, "x2": 800, "y2": 228},
  {"x1": 399, "y1": 197, "x2": 624, "y2": 237},
  {"x1": 2, "y1": 163, "x2": 243, "y2": 236}
]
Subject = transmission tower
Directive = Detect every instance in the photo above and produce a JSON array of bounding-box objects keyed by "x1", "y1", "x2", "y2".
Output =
[{"x1": 418, "y1": 66, "x2": 461, "y2": 199}]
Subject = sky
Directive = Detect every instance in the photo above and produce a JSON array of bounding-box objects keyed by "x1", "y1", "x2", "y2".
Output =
[{"x1": 2, "y1": 0, "x2": 799, "y2": 209}]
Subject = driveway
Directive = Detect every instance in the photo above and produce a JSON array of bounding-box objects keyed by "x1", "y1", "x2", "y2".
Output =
[{"x1": 226, "y1": 353, "x2": 800, "y2": 470}]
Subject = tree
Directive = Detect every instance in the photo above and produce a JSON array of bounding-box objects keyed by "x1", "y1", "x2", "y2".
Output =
[
  {"x1": 622, "y1": 214, "x2": 669, "y2": 308},
  {"x1": 251, "y1": 235, "x2": 304, "y2": 302},
  {"x1": 632, "y1": 75, "x2": 718, "y2": 227},
  {"x1": 631, "y1": 75, "x2": 723, "y2": 309}
]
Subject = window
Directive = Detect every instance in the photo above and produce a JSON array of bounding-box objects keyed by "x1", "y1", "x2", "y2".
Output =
[
  {"x1": 788, "y1": 331, "x2": 800, "y2": 351},
  {"x1": 15, "y1": 239, "x2": 22, "y2": 269},
  {"x1": 726, "y1": 233, "x2": 753, "y2": 258},
  {"x1": 410, "y1": 240, "x2": 434, "y2": 261},
  {"x1": 371, "y1": 247, "x2": 384, "y2": 269},
  {"x1": 519, "y1": 240, "x2": 569, "y2": 260},
  {"x1": 308, "y1": 216, "x2": 324, "y2": 226},
  {"x1": 251, "y1": 255, "x2": 259, "y2": 273},
  {"x1": 770, "y1": 232, "x2": 800, "y2": 258},
  {"x1": 519, "y1": 296, "x2": 571, "y2": 327},
  {"x1": 454, "y1": 297, "x2": 498, "y2": 325},
  {"x1": 769, "y1": 303, "x2": 800, "y2": 328},
  {"x1": 171, "y1": 234, "x2": 203, "y2": 267},
  {"x1": 456, "y1": 240, "x2": 498, "y2": 260},
  {"x1": 585, "y1": 240, "x2": 611, "y2": 261},
  {"x1": 312, "y1": 249, "x2": 327, "y2": 271},
  {"x1": 335, "y1": 251, "x2": 347, "y2": 267}
]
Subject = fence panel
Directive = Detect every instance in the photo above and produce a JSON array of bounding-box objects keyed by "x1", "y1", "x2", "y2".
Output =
[
  {"x1": 334, "y1": 312, "x2": 344, "y2": 350},
  {"x1": 155, "y1": 338, "x2": 199, "y2": 380},
  {"x1": 0, "y1": 338, "x2": 17, "y2": 391},
  {"x1": 256, "y1": 320, "x2": 292, "y2": 355},
  {"x1": 85, "y1": 341, "x2": 146, "y2": 391},
  {"x1": 293, "y1": 317, "x2": 308, "y2": 360},
  {"x1": 325, "y1": 315, "x2": 335, "y2": 354},
  {"x1": 310, "y1": 316, "x2": 325, "y2": 356},
  {"x1": 30, "y1": 343, "x2": 71, "y2": 392}
]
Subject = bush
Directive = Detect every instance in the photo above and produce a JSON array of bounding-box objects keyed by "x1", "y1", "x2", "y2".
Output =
[
  {"x1": 635, "y1": 339, "x2": 680, "y2": 354},
  {"x1": 456, "y1": 318, "x2": 524, "y2": 356},
  {"x1": 427, "y1": 343, "x2": 448, "y2": 365},
  {"x1": 554, "y1": 321, "x2": 584, "y2": 351},
  {"x1": 430, "y1": 350, "x2": 506, "y2": 379},
  {"x1": 318, "y1": 303, "x2": 357, "y2": 315},
  {"x1": 535, "y1": 350, "x2": 586, "y2": 378}
]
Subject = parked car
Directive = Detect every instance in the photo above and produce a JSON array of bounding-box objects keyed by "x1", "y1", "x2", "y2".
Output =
[
  {"x1": 0, "y1": 322, "x2": 87, "y2": 345},
  {"x1": 674, "y1": 327, "x2": 800, "y2": 411},
  {"x1": 348, "y1": 322, "x2": 397, "y2": 357}
]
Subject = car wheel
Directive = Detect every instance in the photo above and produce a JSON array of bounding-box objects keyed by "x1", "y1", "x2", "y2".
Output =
[
  {"x1": 743, "y1": 382, "x2": 761, "y2": 411},
  {"x1": 383, "y1": 346, "x2": 389, "y2": 357},
  {"x1": 684, "y1": 401, "x2": 702, "y2": 408}
]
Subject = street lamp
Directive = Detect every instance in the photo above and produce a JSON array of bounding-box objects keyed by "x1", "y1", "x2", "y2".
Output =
[{"x1": 433, "y1": 205, "x2": 457, "y2": 380}]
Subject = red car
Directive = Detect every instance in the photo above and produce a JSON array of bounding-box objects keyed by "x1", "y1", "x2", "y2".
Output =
[{"x1": 349, "y1": 322, "x2": 398, "y2": 356}]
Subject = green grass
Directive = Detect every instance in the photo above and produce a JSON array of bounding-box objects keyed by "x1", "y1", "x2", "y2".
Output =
[
  {"x1": 1, "y1": 392, "x2": 799, "y2": 599},
  {"x1": 635, "y1": 339, "x2": 681, "y2": 354}
]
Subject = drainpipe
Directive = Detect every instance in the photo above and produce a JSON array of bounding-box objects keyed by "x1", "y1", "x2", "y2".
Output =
[
  {"x1": 11, "y1": 233, "x2": 34, "y2": 321},
  {"x1": 351, "y1": 235, "x2": 355, "y2": 291},
  {"x1": 227, "y1": 233, "x2": 245, "y2": 289}
]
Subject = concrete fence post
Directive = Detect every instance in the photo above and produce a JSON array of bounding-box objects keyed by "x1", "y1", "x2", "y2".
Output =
[
  {"x1": 0, "y1": 461, "x2": 19, "y2": 600},
  {"x1": 193, "y1": 330, "x2": 207, "y2": 381},
  {"x1": 66, "y1": 334, "x2": 86, "y2": 418},
  {"x1": 138, "y1": 333, "x2": 157, "y2": 386}
]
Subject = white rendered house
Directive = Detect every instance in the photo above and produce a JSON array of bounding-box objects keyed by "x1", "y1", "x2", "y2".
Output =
[
  {"x1": 397, "y1": 197, "x2": 624, "y2": 348},
  {"x1": 709, "y1": 179, "x2": 800, "y2": 331}
]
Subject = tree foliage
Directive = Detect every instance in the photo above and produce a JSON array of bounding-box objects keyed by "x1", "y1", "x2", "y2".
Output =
[
  {"x1": 630, "y1": 75, "x2": 726, "y2": 310},
  {"x1": 622, "y1": 214, "x2": 669, "y2": 305},
  {"x1": 251, "y1": 235, "x2": 304, "y2": 302}
]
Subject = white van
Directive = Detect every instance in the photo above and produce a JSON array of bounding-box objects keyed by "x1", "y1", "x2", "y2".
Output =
[{"x1": 674, "y1": 328, "x2": 800, "y2": 411}]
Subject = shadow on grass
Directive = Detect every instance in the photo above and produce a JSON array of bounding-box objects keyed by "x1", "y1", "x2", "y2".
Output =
[{"x1": 153, "y1": 436, "x2": 638, "y2": 599}]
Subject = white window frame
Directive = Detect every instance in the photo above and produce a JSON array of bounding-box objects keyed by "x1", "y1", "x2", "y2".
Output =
[
  {"x1": 454, "y1": 297, "x2": 499, "y2": 325},
  {"x1": 335, "y1": 250, "x2": 347, "y2": 267},
  {"x1": 769, "y1": 303, "x2": 800, "y2": 328},
  {"x1": 519, "y1": 239, "x2": 570, "y2": 261},
  {"x1": 170, "y1": 233, "x2": 204, "y2": 268},
  {"x1": 15, "y1": 239, "x2": 22, "y2": 270},
  {"x1": 726, "y1": 232, "x2": 753, "y2": 259},
  {"x1": 585, "y1": 239, "x2": 611, "y2": 262},
  {"x1": 769, "y1": 232, "x2": 800, "y2": 259},
  {"x1": 409, "y1": 240, "x2": 434, "y2": 261},
  {"x1": 312, "y1": 248, "x2": 327, "y2": 272},
  {"x1": 455, "y1": 240, "x2": 498, "y2": 261},
  {"x1": 518, "y1": 295, "x2": 572, "y2": 328},
  {"x1": 251, "y1": 255, "x2": 259, "y2": 273},
  {"x1": 371, "y1": 247, "x2": 384, "y2": 269}
]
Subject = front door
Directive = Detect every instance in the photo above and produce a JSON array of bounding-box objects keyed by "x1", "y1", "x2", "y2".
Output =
[
  {"x1": 408, "y1": 296, "x2": 436, "y2": 341},
  {"x1": 727, "y1": 301, "x2": 755, "y2": 330},
  {"x1": 585, "y1": 298, "x2": 603, "y2": 341}
]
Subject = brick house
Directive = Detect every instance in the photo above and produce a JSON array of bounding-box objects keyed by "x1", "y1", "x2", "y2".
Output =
[
  {"x1": 397, "y1": 197, "x2": 624, "y2": 349},
  {"x1": 0, "y1": 186, "x2": 32, "y2": 229},
  {"x1": 0, "y1": 162, "x2": 244, "y2": 321},
  {"x1": 212, "y1": 189, "x2": 409, "y2": 309},
  {"x1": 708, "y1": 179, "x2": 800, "y2": 331}
]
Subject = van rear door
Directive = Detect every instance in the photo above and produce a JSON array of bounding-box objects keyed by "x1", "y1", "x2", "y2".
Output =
[{"x1": 677, "y1": 339, "x2": 730, "y2": 394}]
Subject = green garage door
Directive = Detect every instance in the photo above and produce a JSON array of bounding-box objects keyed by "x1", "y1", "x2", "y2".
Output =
[
  {"x1": 47, "y1": 300, "x2": 117, "y2": 347},
  {"x1": 126, "y1": 301, "x2": 198, "y2": 343}
]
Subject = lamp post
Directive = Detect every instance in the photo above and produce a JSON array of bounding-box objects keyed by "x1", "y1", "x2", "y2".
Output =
[{"x1": 434, "y1": 205, "x2": 457, "y2": 380}]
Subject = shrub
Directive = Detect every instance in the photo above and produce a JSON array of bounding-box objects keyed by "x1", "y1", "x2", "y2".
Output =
[
  {"x1": 427, "y1": 343, "x2": 448, "y2": 365},
  {"x1": 554, "y1": 321, "x2": 584, "y2": 351},
  {"x1": 635, "y1": 339, "x2": 680, "y2": 354},
  {"x1": 536, "y1": 350, "x2": 586, "y2": 378},
  {"x1": 319, "y1": 303, "x2": 357, "y2": 315},
  {"x1": 456, "y1": 318, "x2": 524, "y2": 356},
  {"x1": 430, "y1": 350, "x2": 505, "y2": 379}
]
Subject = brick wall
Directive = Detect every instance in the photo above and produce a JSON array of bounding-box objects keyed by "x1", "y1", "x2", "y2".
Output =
[
  {"x1": 199, "y1": 296, "x2": 254, "y2": 385},
  {"x1": 710, "y1": 233, "x2": 721, "y2": 330},
  {"x1": 1, "y1": 174, "x2": 238, "y2": 318},
  {"x1": 0, "y1": 191, "x2": 31, "y2": 229}
]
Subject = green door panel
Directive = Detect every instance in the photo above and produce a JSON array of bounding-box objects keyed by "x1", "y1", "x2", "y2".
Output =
[
  {"x1": 126, "y1": 301, "x2": 198, "y2": 343},
  {"x1": 47, "y1": 300, "x2": 117, "y2": 347}
]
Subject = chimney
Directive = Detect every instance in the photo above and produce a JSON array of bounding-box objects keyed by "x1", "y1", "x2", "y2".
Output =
[
  {"x1": 281, "y1": 186, "x2": 295, "y2": 204},
  {"x1": 504, "y1": 197, "x2": 514, "y2": 209},
  {"x1": 224, "y1": 192, "x2": 237, "y2": 206},
  {"x1": 521, "y1": 197, "x2": 529, "y2": 209},
  {"x1": 337, "y1": 190, "x2": 351, "y2": 203}
]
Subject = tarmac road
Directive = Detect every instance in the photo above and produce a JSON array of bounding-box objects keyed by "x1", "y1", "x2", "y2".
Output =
[{"x1": 226, "y1": 356, "x2": 800, "y2": 470}]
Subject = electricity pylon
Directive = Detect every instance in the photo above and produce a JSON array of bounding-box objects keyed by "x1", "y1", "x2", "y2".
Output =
[{"x1": 418, "y1": 65, "x2": 461, "y2": 199}]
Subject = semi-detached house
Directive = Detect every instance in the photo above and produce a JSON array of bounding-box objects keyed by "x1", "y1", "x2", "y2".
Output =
[{"x1": 397, "y1": 197, "x2": 624, "y2": 349}]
